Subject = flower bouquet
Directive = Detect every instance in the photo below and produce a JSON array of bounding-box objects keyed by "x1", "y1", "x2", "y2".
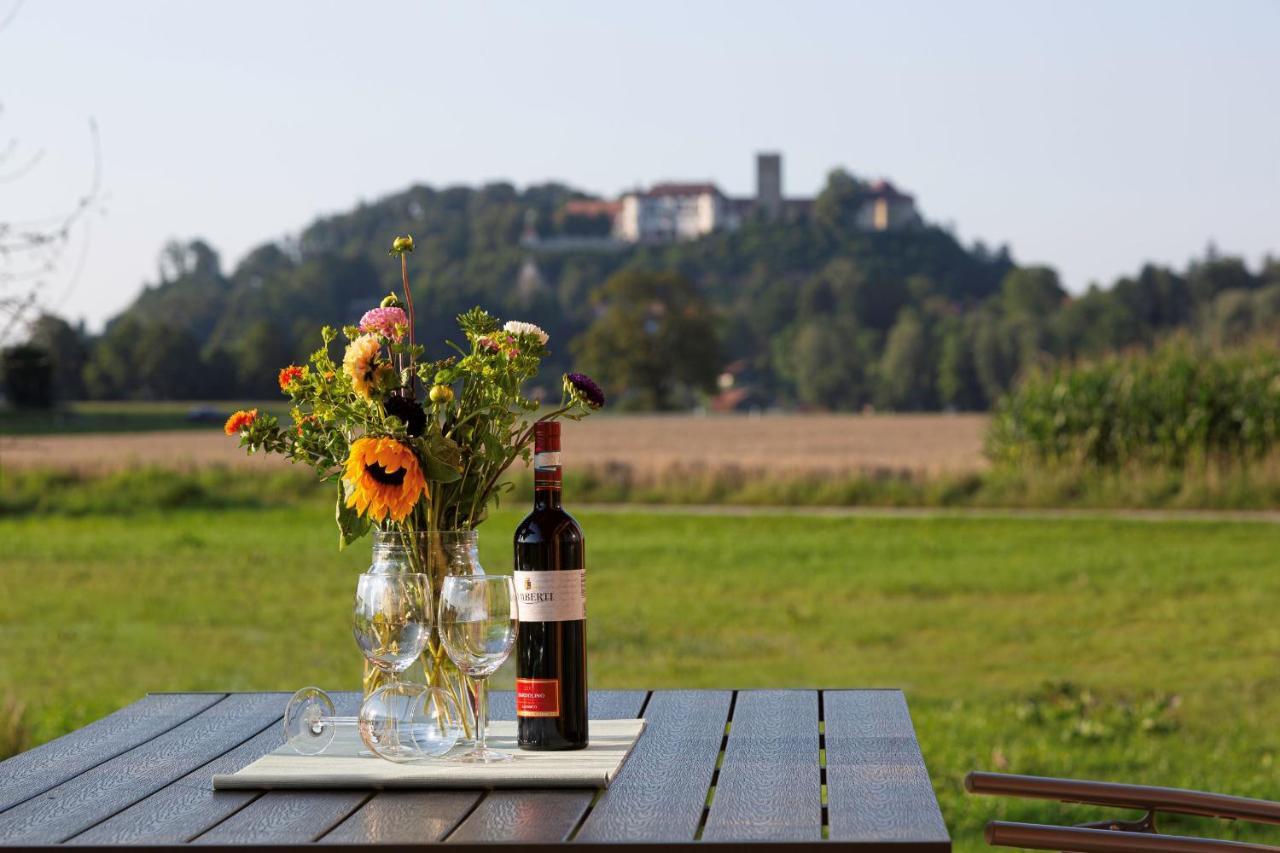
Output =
[{"x1": 225, "y1": 235, "x2": 604, "y2": 733}]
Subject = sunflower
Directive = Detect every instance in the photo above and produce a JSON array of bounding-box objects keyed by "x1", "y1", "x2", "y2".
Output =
[
  {"x1": 343, "y1": 335, "x2": 383, "y2": 399},
  {"x1": 342, "y1": 437, "x2": 427, "y2": 523}
]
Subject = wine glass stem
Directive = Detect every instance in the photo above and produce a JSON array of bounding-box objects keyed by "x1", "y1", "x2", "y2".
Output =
[{"x1": 471, "y1": 676, "x2": 488, "y2": 751}]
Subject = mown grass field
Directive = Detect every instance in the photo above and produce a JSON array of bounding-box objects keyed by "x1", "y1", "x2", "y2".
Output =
[{"x1": 3, "y1": 503, "x2": 1279, "y2": 850}]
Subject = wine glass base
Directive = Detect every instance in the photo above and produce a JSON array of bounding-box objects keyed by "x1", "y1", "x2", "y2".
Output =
[{"x1": 450, "y1": 746, "x2": 513, "y2": 763}]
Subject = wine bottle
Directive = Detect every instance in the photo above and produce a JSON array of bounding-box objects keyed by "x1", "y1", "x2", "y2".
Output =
[{"x1": 514, "y1": 421, "x2": 589, "y2": 750}]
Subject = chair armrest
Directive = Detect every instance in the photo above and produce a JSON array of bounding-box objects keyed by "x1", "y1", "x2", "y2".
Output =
[
  {"x1": 966, "y1": 772, "x2": 1280, "y2": 825},
  {"x1": 986, "y1": 822, "x2": 1280, "y2": 853}
]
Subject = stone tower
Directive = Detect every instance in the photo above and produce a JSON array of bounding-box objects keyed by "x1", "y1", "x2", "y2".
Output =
[{"x1": 756, "y1": 152, "x2": 782, "y2": 220}]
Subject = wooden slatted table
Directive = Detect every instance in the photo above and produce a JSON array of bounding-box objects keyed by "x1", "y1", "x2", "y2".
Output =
[{"x1": 0, "y1": 689, "x2": 949, "y2": 851}]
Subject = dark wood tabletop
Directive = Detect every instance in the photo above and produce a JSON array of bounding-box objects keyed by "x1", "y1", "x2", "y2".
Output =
[{"x1": 0, "y1": 689, "x2": 949, "y2": 851}]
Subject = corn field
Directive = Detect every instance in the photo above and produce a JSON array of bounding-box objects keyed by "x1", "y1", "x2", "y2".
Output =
[{"x1": 987, "y1": 339, "x2": 1280, "y2": 467}]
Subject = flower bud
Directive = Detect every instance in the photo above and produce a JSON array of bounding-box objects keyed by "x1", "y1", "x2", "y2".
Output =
[
  {"x1": 389, "y1": 235, "x2": 415, "y2": 255},
  {"x1": 429, "y1": 384, "x2": 454, "y2": 404}
]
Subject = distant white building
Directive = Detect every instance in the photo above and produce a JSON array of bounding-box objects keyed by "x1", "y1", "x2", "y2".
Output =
[
  {"x1": 614, "y1": 183, "x2": 738, "y2": 243},
  {"x1": 551, "y1": 153, "x2": 920, "y2": 247}
]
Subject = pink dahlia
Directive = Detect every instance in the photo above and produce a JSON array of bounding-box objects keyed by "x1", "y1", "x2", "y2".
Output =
[{"x1": 359, "y1": 306, "x2": 409, "y2": 341}]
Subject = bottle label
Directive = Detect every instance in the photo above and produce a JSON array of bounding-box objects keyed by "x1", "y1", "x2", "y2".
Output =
[
  {"x1": 516, "y1": 678, "x2": 560, "y2": 717},
  {"x1": 513, "y1": 569, "x2": 586, "y2": 622},
  {"x1": 533, "y1": 451, "x2": 561, "y2": 468}
]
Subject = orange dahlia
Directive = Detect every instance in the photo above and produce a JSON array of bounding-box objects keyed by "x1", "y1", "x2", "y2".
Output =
[
  {"x1": 342, "y1": 437, "x2": 427, "y2": 522},
  {"x1": 278, "y1": 364, "x2": 306, "y2": 391},
  {"x1": 224, "y1": 409, "x2": 258, "y2": 436},
  {"x1": 295, "y1": 413, "x2": 319, "y2": 436}
]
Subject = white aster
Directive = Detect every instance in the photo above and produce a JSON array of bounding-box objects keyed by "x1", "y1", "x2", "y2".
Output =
[{"x1": 503, "y1": 320, "x2": 549, "y2": 345}]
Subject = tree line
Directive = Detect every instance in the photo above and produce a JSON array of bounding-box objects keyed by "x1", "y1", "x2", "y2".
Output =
[{"x1": 4, "y1": 170, "x2": 1278, "y2": 410}]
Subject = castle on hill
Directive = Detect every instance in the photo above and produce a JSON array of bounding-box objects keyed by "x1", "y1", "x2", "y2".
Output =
[{"x1": 548, "y1": 153, "x2": 920, "y2": 247}]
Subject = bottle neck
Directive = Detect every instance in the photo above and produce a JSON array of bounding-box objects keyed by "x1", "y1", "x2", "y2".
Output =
[{"x1": 534, "y1": 449, "x2": 563, "y2": 510}]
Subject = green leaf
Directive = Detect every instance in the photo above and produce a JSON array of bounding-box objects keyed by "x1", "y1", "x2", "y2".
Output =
[
  {"x1": 417, "y1": 430, "x2": 464, "y2": 483},
  {"x1": 336, "y1": 480, "x2": 371, "y2": 549}
]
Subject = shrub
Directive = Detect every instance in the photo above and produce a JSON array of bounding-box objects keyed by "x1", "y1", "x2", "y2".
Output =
[{"x1": 988, "y1": 339, "x2": 1280, "y2": 467}]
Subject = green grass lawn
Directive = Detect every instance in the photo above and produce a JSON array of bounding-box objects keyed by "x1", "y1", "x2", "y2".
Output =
[
  {"x1": 3, "y1": 505, "x2": 1279, "y2": 849},
  {"x1": 0, "y1": 401, "x2": 289, "y2": 434}
]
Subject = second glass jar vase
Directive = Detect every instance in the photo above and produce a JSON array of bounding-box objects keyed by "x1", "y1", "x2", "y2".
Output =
[{"x1": 363, "y1": 529, "x2": 484, "y2": 741}]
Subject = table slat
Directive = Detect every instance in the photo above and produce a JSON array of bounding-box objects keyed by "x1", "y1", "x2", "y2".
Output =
[
  {"x1": 189, "y1": 693, "x2": 364, "y2": 845},
  {"x1": 574, "y1": 690, "x2": 731, "y2": 843},
  {"x1": 319, "y1": 790, "x2": 482, "y2": 845},
  {"x1": 441, "y1": 690, "x2": 649, "y2": 844},
  {"x1": 0, "y1": 693, "x2": 283, "y2": 845},
  {"x1": 0, "y1": 693, "x2": 221, "y2": 815},
  {"x1": 447, "y1": 790, "x2": 594, "y2": 845},
  {"x1": 192, "y1": 791, "x2": 369, "y2": 845},
  {"x1": 824, "y1": 690, "x2": 949, "y2": 847},
  {"x1": 703, "y1": 689, "x2": 822, "y2": 841},
  {"x1": 66, "y1": 694, "x2": 298, "y2": 845}
]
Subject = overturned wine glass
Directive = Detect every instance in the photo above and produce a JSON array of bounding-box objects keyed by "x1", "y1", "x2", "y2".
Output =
[{"x1": 283, "y1": 684, "x2": 463, "y2": 761}]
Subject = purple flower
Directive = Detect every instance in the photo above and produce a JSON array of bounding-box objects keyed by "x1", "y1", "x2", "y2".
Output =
[
  {"x1": 359, "y1": 306, "x2": 409, "y2": 341},
  {"x1": 565, "y1": 372, "x2": 605, "y2": 409},
  {"x1": 383, "y1": 395, "x2": 426, "y2": 437}
]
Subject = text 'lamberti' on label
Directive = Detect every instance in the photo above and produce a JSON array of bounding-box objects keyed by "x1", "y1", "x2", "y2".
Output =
[{"x1": 513, "y1": 569, "x2": 586, "y2": 622}]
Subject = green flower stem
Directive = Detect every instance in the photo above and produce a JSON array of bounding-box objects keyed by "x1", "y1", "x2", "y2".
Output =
[{"x1": 399, "y1": 253, "x2": 417, "y2": 393}]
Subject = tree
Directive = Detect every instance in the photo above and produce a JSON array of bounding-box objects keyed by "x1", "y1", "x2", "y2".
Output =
[
  {"x1": 572, "y1": 271, "x2": 719, "y2": 410},
  {"x1": 1001, "y1": 266, "x2": 1065, "y2": 317},
  {"x1": 973, "y1": 312, "x2": 1020, "y2": 403},
  {"x1": 1187, "y1": 255, "x2": 1256, "y2": 304},
  {"x1": 1, "y1": 344, "x2": 53, "y2": 408},
  {"x1": 232, "y1": 319, "x2": 295, "y2": 398},
  {"x1": 26, "y1": 313, "x2": 89, "y2": 400},
  {"x1": 876, "y1": 307, "x2": 933, "y2": 410},
  {"x1": 813, "y1": 169, "x2": 868, "y2": 233},
  {"x1": 778, "y1": 318, "x2": 872, "y2": 410},
  {"x1": 1204, "y1": 289, "x2": 1256, "y2": 347},
  {"x1": 83, "y1": 317, "x2": 205, "y2": 399},
  {"x1": 936, "y1": 317, "x2": 985, "y2": 410}
]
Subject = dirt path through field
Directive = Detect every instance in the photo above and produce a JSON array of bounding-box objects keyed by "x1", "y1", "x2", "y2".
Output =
[{"x1": 0, "y1": 414, "x2": 989, "y2": 474}]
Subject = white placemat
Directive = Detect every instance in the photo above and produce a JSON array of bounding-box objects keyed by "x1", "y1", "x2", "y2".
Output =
[{"x1": 212, "y1": 719, "x2": 646, "y2": 790}]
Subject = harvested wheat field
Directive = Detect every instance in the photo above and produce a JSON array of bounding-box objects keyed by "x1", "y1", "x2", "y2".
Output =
[{"x1": 0, "y1": 413, "x2": 990, "y2": 475}]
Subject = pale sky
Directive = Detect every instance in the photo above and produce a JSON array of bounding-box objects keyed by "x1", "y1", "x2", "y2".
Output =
[{"x1": 3, "y1": 0, "x2": 1278, "y2": 331}]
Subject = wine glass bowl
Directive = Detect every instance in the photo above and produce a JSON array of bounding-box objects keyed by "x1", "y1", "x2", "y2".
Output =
[
  {"x1": 352, "y1": 572, "x2": 432, "y2": 674},
  {"x1": 439, "y1": 577, "x2": 519, "y2": 678},
  {"x1": 438, "y1": 575, "x2": 519, "y2": 763},
  {"x1": 284, "y1": 686, "x2": 337, "y2": 755},
  {"x1": 358, "y1": 682, "x2": 465, "y2": 761}
]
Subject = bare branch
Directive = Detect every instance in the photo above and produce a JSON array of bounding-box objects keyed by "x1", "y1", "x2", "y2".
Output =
[
  {"x1": 0, "y1": 117, "x2": 105, "y2": 343},
  {"x1": 0, "y1": 1, "x2": 23, "y2": 34}
]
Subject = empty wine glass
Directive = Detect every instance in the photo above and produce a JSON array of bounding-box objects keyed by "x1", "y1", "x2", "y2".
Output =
[
  {"x1": 352, "y1": 572, "x2": 432, "y2": 676},
  {"x1": 349, "y1": 571, "x2": 436, "y2": 760},
  {"x1": 439, "y1": 574, "x2": 518, "y2": 763},
  {"x1": 283, "y1": 684, "x2": 463, "y2": 761}
]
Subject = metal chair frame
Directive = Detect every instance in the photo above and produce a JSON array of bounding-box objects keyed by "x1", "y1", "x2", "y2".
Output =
[{"x1": 966, "y1": 771, "x2": 1280, "y2": 853}]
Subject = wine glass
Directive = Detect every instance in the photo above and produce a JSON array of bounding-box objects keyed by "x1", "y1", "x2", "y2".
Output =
[
  {"x1": 352, "y1": 572, "x2": 433, "y2": 677},
  {"x1": 350, "y1": 572, "x2": 441, "y2": 761},
  {"x1": 438, "y1": 575, "x2": 518, "y2": 763},
  {"x1": 283, "y1": 684, "x2": 463, "y2": 761}
]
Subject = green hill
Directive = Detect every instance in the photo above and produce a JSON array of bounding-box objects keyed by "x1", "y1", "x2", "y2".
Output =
[{"x1": 18, "y1": 170, "x2": 1280, "y2": 410}]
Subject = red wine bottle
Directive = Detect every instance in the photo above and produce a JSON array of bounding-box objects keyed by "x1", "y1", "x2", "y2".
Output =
[{"x1": 514, "y1": 421, "x2": 588, "y2": 750}]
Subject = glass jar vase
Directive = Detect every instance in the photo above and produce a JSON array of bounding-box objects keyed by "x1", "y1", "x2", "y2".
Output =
[{"x1": 363, "y1": 529, "x2": 483, "y2": 739}]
